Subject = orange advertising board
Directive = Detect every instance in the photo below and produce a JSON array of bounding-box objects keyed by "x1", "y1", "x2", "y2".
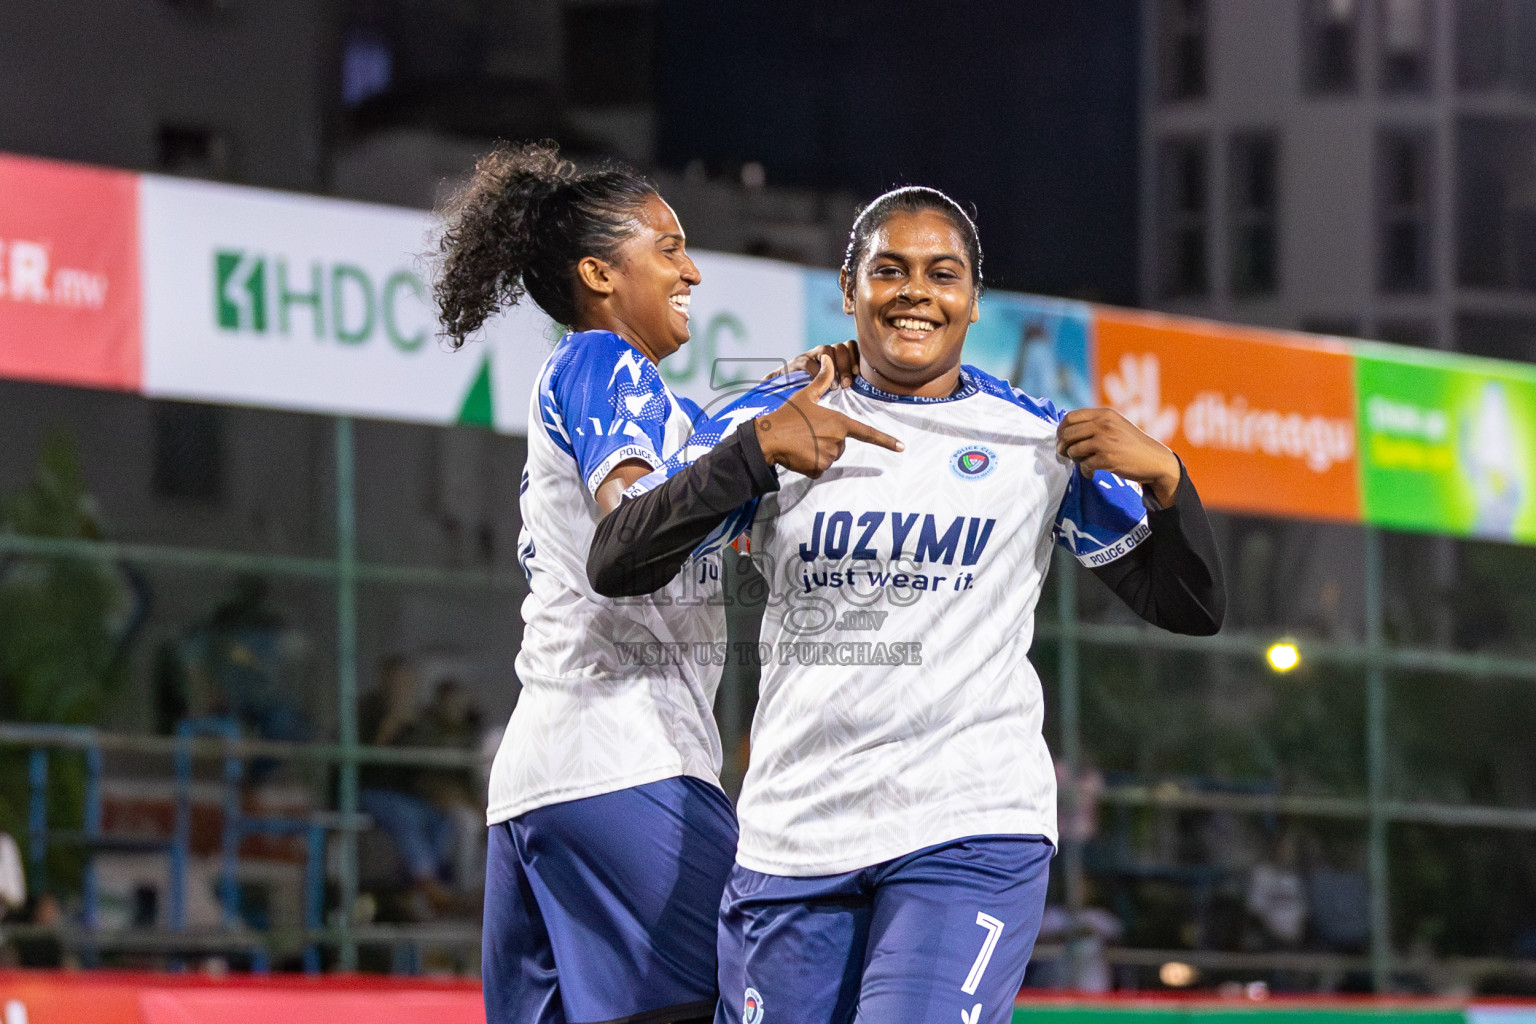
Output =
[
  {"x1": 1094, "y1": 309, "x2": 1361, "y2": 522},
  {"x1": 0, "y1": 152, "x2": 141, "y2": 391}
]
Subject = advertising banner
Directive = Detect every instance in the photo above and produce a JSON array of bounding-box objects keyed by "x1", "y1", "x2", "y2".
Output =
[
  {"x1": 17, "y1": 148, "x2": 1536, "y2": 547},
  {"x1": 0, "y1": 971, "x2": 483, "y2": 1024},
  {"x1": 0, "y1": 971, "x2": 1487, "y2": 1024},
  {"x1": 963, "y1": 292, "x2": 1095, "y2": 412},
  {"x1": 139, "y1": 175, "x2": 504, "y2": 425},
  {"x1": 136, "y1": 174, "x2": 802, "y2": 433},
  {"x1": 1094, "y1": 309, "x2": 1361, "y2": 522},
  {"x1": 1355, "y1": 344, "x2": 1536, "y2": 543},
  {"x1": 0, "y1": 153, "x2": 141, "y2": 391},
  {"x1": 803, "y1": 267, "x2": 850, "y2": 352}
]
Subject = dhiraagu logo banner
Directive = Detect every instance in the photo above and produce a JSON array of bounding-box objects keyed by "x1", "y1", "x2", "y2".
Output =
[
  {"x1": 1356, "y1": 343, "x2": 1536, "y2": 543},
  {"x1": 139, "y1": 174, "x2": 523, "y2": 426}
]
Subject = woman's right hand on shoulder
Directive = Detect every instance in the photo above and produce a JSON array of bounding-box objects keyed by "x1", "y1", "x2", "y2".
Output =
[
  {"x1": 767, "y1": 339, "x2": 859, "y2": 390},
  {"x1": 754, "y1": 355, "x2": 903, "y2": 478}
]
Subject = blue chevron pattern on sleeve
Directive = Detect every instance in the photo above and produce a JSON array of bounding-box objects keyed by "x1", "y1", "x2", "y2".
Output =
[{"x1": 623, "y1": 373, "x2": 805, "y2": 557}]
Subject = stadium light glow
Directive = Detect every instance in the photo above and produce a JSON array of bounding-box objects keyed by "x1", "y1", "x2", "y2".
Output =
[
  {"x1": 1266, "y1": 641, "x2": 1301, "y2": 673},
  {"x1": 1159, "y1": 961, "x2": 1198, "y2": 987}
]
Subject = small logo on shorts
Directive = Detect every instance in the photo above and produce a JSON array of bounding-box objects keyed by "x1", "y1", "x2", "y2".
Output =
[
  {"x1": 950, "y1": 444, "x2": 997, "y2": 480},
  {"x1": 743, "y1": 987, "x2": 765, "y2": 1024}
]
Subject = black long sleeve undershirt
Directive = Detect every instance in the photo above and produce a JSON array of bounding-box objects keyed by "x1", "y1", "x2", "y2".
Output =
[
  {"x1": 588, "y1": 428, "x2": 1225, "y2": 637},
  {"x1": 588, "y1": 421, "x2": 779, "y2": 598},
  {"x1": 1090, "y1": 461, "x2": 1225, "y2": 635}
]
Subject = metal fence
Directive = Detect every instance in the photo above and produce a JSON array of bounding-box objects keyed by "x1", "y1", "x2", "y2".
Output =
[{"x1": 3, "y1": 414, "x2": 1536, "y2": 990}]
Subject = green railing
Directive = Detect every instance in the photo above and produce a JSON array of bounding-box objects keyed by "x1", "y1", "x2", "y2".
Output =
[{"x1": 5, "y1": 415, "x2": 1536, "y2": 987}]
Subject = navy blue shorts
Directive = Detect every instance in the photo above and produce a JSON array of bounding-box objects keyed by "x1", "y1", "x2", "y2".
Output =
[
  {"x1": 483, "y1": 775, "x2": 738, "y2": 1024},
  {"x1": 715, "y1": 835, "x2": 1052, "y2": 1024}
]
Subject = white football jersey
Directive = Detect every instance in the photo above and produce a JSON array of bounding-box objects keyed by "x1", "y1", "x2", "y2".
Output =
[
  {"x1": 486, "y1": 330, "x2": 727, "y2": 826},
  {"x1": 705, "y1": 367, "x2": 1148, "y2": 876}
]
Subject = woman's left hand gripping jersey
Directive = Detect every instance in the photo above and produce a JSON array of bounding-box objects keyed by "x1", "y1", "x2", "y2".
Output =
[{"x1": 1051, "y1": 455, "x2": 1154, "y2": 568}]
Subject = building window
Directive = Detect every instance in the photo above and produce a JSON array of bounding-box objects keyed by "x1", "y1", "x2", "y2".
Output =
[
  {"x1": 1457, "y1": 313, "x2": 1536, "y2": 360},
  {"x1": 1229, "y1": 132, "x2": 1280, "y2": 297},
  {"x1": 1457, "y1": 117, "x2": 1536, "y2": 290},
  {"x1": 1379, "y1": 130, "x2": 1432, "y2": 293},
  {"x1": 1380, "y1": 0, "x2": 1431, "y2": 93},
  {"x1": 1159, "y1": 0, "x2": 1207, "y2": 102},
  {"x1": 163, "y1": 0, "x2": 230, "y2": 12},
  {"x1": 1159, "y1": 137, "x2": 1210, "y2": 297},
  {"x1": 1302, "y1": 317, "x2": 1364, "y2": 338},
  {"x1": 1457, "y1": 0, "x2": 1505, "y2": 89},
  {"x1": 341, "y1": 27, "x2": 393, "y2": 108},
  {"x1": 1304, "y1": 0, "x2": 1360, "y2": 94},
  {"x1": 1376, "y1": 319, "x2": 1436, "y2": 347},
  {"x1": 1456, "y1": 0, "x2": 1536, "y2": 93}
]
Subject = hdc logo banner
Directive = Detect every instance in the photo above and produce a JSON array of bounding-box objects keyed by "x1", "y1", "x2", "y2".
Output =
[
  {"x1": 0, "y1": 153, "x2": 141, "y2": 391},
  {"x1": 212, "y1": 250, "x2": 427, "y2": 351},
  {"x1": 139, "y1": 175, "x2": 505, "y2": 425}
]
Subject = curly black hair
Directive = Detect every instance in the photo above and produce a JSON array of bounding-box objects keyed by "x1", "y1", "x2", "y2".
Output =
[
  {"x1": 839, "y1": 186, "x2": 984, "y2": 299},
  {"x1": 433, "y1": 140, "x2": 657, "y2": 348}
]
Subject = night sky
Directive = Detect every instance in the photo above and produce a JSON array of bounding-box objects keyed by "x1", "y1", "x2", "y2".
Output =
[{"x1": 655, "y1": 1, "x2": 1143, "y2": 304}]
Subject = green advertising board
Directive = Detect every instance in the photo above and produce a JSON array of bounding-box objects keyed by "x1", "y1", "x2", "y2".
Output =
[{"x1": 1356, "y1": 343, "x2": 1536, "y2": 544}]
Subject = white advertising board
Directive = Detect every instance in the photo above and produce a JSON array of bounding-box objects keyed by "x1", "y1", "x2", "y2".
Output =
[
  {"x1": 139, "y1": 175, "x2": 808, "y2": 433},
  {"x1": 140, "y1": 175, "x2": 509, "y2": 426}
]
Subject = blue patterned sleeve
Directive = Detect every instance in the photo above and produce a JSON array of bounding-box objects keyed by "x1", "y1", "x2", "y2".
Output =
[
  {"x1": 621, "y1": 375, "x2": 803, "y2": 555},
  {"x1": 1054, "y1": 461, "x2": 1153, "y2": 568},
  {"x1": 539, "y1": 333, "x2": 672, "y2": 497},
  {"x1": 972, "y1": 371, "x2": 1155, "y2": 569}
]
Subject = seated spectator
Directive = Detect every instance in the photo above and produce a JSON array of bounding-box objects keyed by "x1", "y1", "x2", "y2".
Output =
[
  {"x1": 1, "y1": 893, "x2": 66, "y2": 969},
  {"x1": 156, "y1": 576, "x2": 311, "y2": 783},
  {"x1": 0, "y1": 832, "x2": 22, "y2": 913},
  {"x1": 0, "y1": 831, "x2": 22, "y2": 968},
  {"x1": 1029, "y1": 903, "x2": 1124, "y2": 992},
  {"x1": 411, "y1": 677, "x2": 485, "y2": 894},
  {"x1": 1303, "y1": 835, "x2": 1369, "y2": 953},
  {"x1": 358, "y1": 658, "x2": 481, "y2": 918},
  {"x1": 1307, "y1": 865, "x2": 1369, "y2": 953},
  {"x1": 1246, "y1": 830, "x2": 1307, "y2": 948}
]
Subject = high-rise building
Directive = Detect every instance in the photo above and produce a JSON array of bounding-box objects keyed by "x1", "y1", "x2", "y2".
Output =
[
  {"x1": 1141, "y1": 0, "x2": 1536, "y2": 362},
  {"x1": 1, "y1": 0, "x2": 335, "y2": 191}
]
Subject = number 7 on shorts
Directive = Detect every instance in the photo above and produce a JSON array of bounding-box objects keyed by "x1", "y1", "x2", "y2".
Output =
[{"x1": 962, "y1": 912, "x2": 1005, "y2": 995}]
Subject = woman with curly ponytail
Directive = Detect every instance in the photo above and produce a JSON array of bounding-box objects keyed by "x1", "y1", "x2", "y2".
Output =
[{"x1": 439, "y1": 141, "x2": 731, "y2": 1024}]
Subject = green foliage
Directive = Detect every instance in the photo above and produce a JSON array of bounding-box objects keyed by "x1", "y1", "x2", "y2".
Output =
[
  {"x1": 0, "y1": 430, "x2": 131, "y2": 896},
  {"x1": 1076, "y1": 646, "x2": 1364, "y2": 796},
  {"x1": 1455, "y1": 540, "x2": 1536, "y2": 650}
]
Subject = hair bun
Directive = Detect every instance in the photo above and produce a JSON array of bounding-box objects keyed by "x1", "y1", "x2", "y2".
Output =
[{"x1": 432, "y1": 140, "x2": 657, "y2": 345}]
